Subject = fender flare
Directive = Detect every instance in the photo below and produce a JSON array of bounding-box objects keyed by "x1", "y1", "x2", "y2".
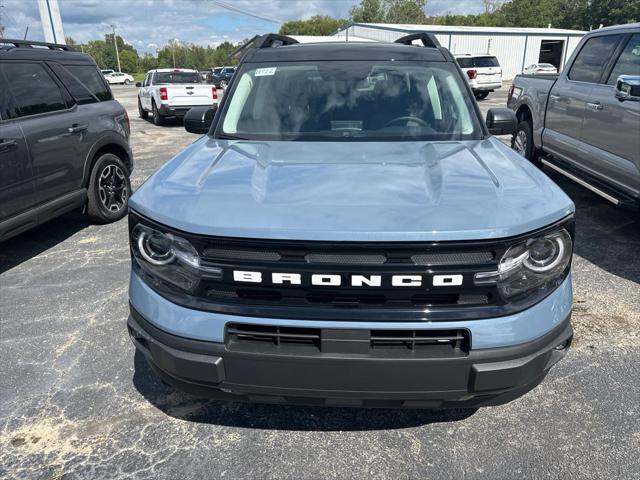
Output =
[{"x1": 81, "y1": 134, "x2": 134, "y2": 186}]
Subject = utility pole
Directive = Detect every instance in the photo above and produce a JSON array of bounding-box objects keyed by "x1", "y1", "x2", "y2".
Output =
[
  {"x1": 111, "y1": 24, "x2": 121, "y2": 72},
  {"x1": 0, "y1": 0, "x2": 6, "y2": 38}
]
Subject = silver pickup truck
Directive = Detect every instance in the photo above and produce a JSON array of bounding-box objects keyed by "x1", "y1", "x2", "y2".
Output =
[{"x1": 508, "y1": 23, "x2": 640, "y2": 209}]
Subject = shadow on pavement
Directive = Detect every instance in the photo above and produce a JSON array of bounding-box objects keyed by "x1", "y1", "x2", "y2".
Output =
[
  {"x1": 0, "y1": 212, "x2": 90, "y2": 274},
  {"x1": 545, "y1": 169, "x2": 640, "y2": 285},
  {"x1": 132, "y1": 351, "x2": 477, "y2": 431}
]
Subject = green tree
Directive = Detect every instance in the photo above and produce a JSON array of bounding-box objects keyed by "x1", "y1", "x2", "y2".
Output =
[
  {"x1": 385, "y1": 0, "x2": 427, "y2": 23},
  {"x1": 349, "y1": 0, "x2": 386, "y2": 23},
  {"x1": 279, "y1": 15, "x2": 348, "y2": 36}
]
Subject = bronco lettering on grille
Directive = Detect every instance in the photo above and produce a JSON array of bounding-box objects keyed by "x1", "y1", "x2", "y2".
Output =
[{"x1": 232, "y1": 271, "x2": 463, "y2": 287}]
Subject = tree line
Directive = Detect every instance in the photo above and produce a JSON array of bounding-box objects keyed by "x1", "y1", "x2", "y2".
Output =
[
  {"x1": 279, "y1": 0, "x2": 640, "y2": 36},
  {"x1": 66, "y1": 35, "x2": 240, "y2": 74}
]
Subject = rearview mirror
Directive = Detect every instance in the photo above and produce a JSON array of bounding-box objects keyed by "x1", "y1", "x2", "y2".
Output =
[
  {"x1": 614, "y1": 75, "x2": 640, "y2": 101},
  {"x1": 184, "y1": 105, "x2": 217, "y2": 134},
  {"x1": 135, "y1": 82, "x2": 142, "y2": 87},
  {"x1": 486, "y1": 108, "x2": 517, "y2": 136}
]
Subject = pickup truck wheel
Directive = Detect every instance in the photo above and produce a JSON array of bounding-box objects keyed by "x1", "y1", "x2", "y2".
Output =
[
  {"x1": 87, "y1": 153, "x2": 131, "y2": 223},
  {"x1": 138, "y1": 98, "x2": 148, "y2": 119},
  {"x1": 152, "y1": 102, "x2": 164, "y2": 126},
  {"x1": 512, "y1": 120, "x2": 541, "y2": 166}
]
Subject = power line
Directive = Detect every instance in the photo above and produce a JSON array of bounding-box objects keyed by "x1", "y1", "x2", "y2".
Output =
[{"x1": 209, "y1": 0, "x2": 284, "y2": 24}]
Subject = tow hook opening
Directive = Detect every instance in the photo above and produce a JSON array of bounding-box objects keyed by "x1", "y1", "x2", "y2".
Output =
[{"x1": 554, "y1": 336, "x2": 573, "y2": 351}]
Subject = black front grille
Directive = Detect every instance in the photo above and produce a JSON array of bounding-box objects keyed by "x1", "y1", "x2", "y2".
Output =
[{"x1": 226, "y1": 323, "x2": 470, "y2": 357}]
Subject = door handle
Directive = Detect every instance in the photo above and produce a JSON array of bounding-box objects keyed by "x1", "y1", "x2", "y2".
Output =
[
  {"x1": 587, "y1": 101, "x2": 603, "y2": 111},
  {"x1": 68, "y1": 124, "x2": 88, "y2": 134},
  {"x1": 0, "y1": 139, "x2": 17, "y2": 153}
]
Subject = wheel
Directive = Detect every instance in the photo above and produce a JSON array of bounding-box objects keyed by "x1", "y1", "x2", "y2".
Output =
[
  {"x1": 152, "y1": 102, "x2": 164, "y2": 126},
  {"x1": 124, "y1": 79, "x2": 131, "y2": 85},
  {"x1": 474, "y1": 91, "x2": 489, "y2": 100},
  {"x1": 138, "y1": 98, "x2": 148, "y2": 119},
  {"x1": 220, "y1": 79, "x2": 228, "y2": 89},
  {"x1": 87, "y1": 153, "x2": 131, "y2": 223},
  {"x1": 512, "y1": 119, "x2": 542, "y2": 166}
]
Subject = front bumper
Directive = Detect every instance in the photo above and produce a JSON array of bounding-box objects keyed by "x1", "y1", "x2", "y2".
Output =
[
  {"x1": 128, "y1": 304, "x2": 572, "y2": 408},
  {"x1": 471, "y1": 82, "x2": 502, "y2": 92}
]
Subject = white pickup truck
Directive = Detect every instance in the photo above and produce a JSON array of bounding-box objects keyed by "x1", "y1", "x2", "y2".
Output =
[{"x1": 137, "y1": 68, "x2": 218, "y2": 125}]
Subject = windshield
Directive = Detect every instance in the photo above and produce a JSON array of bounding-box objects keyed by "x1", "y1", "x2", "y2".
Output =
[
  {"x1": 216, "y1": 61, "x2": 482, "y2": 141},
  {"x1": 154, "y1": 72, "x2": 201, "y2": 84},
  {"x1": 213, "y1": 68, "x2": 223, "y2": 74}
]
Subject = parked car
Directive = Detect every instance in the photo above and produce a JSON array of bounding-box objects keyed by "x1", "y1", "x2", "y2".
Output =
[
  {"x1": 454, "y1": 54, "x2": 503, "y2": 100},
  {"x1": 523, "y1": 63, "x2": 559, "y2": 75},
  {"x1": 211, "y1": 66, "x2": 235, "y2": 88},
  {"x1": 508, "y1": 23, "x2": 640, "y2": 209},
  {"x1": 136, "y1": 68, "x2": 218, "y2": 125},
  {"x1": 0, "y1": 39, "x2": 133, "y2": 242},
  {"x1": 104, "y1": 71, "x2": 135, "y2": 85},
  {"x1": 127, "y1": 33, "x2": 575, "y2": 409}
]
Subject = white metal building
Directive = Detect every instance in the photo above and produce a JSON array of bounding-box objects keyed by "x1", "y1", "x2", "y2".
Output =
[{"x1": 333, "y1": 23, "x2": 587, "y2": 79}]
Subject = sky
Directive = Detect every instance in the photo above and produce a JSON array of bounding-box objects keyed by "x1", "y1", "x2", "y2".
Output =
[{"x1": 0, "y1": 0, "x2": 485, "y2": 54}]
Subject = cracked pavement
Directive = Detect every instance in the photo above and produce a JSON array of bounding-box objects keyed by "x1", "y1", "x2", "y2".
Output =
[{"x1": 1, "y1": 87, "x2": 639, "y2": 480}]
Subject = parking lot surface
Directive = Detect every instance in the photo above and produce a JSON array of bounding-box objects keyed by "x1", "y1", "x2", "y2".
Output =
[{"x1": 1, "y1": 86, "x2": 639, "y2": 480}]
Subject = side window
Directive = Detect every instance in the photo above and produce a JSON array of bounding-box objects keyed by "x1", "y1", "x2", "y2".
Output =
[
  {"x1": 48, "y1": 63, "x2": 95, "y2": 104},
  {"x1": 456, "y1": 58, "x2": 473, "y2": 69},
  {"x1": 64, "y1": 65, "x2": 112, "y2": 101},
  {"x1": 606, "y1": 33, "x2": 640, "y2": 85},
  {"x1": 569, "y1": 35, "x2": 620, "y2": 83},
  {"x1": 1, "y1": 62, "x2": 68, "y2": 117},
  {"x1": 143, "y1": 73, "x2": 150, "y2": 87}
]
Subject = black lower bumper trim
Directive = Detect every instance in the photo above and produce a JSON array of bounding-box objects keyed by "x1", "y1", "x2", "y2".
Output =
[{"x1": 128, "y1": 305, "x2": 572, "y2": 408}]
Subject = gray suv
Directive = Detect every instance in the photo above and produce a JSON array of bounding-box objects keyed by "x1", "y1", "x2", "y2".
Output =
[{"x1": 0, "y1": 39, "x2": 133, "y2": 242}]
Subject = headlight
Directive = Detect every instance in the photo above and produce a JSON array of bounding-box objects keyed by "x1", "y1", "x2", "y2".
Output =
[
  {"x1": 474, "y1": 227, "x2": 572, "y2": 300},
  {"x1": 131, "y1": 224, "x2": 219, "y2": 292}
]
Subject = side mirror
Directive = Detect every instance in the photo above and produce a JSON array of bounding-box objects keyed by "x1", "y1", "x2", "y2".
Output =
[
  {"x1": 135, "y1": 82, "x2": 142, "y2": 87},
  {"x1": 184, "y1": 105, "x2": 217, "y2": 134},
  {"x1": 486, "y1": 108, "x2": 517, "y2": 136},
  {"x1": 614, "y1": 75, "x2": 640, "y2": 101}
]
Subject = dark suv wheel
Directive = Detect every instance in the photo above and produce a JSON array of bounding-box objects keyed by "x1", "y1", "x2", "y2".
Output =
[{"x1": 87, "y1": 153, "x2": 131, "y2": 223}]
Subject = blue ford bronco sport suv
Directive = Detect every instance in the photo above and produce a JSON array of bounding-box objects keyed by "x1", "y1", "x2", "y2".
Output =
[{"x1": 127, "y1": 34, "x2": 575, "y2": 408}]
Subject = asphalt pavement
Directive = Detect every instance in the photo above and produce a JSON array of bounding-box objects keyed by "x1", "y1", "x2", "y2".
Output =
[{"x1": 1, "y1": 85, "x2": 638, "y2": 480}]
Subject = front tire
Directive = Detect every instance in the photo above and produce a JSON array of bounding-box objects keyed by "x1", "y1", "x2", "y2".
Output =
[
  {"x1": 138, "y1": 98, "x2": 148, "y2": 119},
  {"x1": 512, "y1": 119, "x2": 541, "y2": 166},
  {"x1": 124, "y1": 79, "x2": 131, "y2": 85},
  {"x1": 152, "y1": 102, "x2": 164, "y2": 126},
  {"x1": 87, "y1": 153, "x2": 131, "y2": 223}
]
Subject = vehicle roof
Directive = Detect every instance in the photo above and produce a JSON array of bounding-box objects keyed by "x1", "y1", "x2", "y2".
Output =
[
  {"x1": 0, "y1": 42, "x2": 97, "y2": 65},
  {"x1": 454, "y1": 54, "x2": 498, "y2": 58},
  {"x1": 243, "y1": 41, "x2": 448, "y2": 63},
  {"x1": 588, "y1": 22, "x2": 640, "y2": 34},
  {"x1": 148, "y1": 68, "x2": 199, "y2": 73}
]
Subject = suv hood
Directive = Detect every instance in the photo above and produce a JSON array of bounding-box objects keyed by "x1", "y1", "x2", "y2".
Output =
[{"x1": 130, "y1": 137, "x2": 574, "y2": 241}]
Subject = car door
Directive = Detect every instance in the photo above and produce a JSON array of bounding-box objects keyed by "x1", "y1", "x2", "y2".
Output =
[
  {"x1": 1, "y1": 61, "x2": 83, "y2": 206},
  {"x1": 543, "y1": 34, "x2": 622, "y2": 167},
  {"x1": 580, "y1": 32, "x2": 640, "y2": 196},
  {"x1": 0, "y1": 70, "x2": 36, "y2": 225},
  {"x1": 141, "y1": 72, "x2": 152, "y2": 110}
]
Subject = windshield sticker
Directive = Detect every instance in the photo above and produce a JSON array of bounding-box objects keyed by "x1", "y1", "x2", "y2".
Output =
[{"x1": 255, "y1": 67, "x2": 277, "y2": 77}]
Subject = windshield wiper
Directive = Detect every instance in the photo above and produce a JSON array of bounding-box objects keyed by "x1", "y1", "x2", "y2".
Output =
[{"x1": 215, "y1": 133, "x2": 250, "y2": 141}]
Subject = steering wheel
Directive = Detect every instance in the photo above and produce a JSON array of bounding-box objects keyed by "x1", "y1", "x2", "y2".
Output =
[{"x1": 384, "y1": 116, "x2": 429, "y2": 128}]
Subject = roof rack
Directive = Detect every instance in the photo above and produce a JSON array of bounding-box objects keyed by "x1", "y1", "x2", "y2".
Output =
[
  {"x1": 229, "y1": 33, "x2": 299, "y2": 60},
  {"x1": 0, "y1": 38, "x2": 72, "y2": 51},
  {"x1": 394, "y1": 33, "x2": 441, "y2": 48}
]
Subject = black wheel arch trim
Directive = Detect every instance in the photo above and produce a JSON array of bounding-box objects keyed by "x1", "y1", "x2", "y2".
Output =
[{"x1": 82, "y1": 134, "x2": 134, "y2": 186}]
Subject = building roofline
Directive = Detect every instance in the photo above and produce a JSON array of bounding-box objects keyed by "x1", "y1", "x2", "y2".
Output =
[{"x1": 334, "y1": 22, "x2": 588, "y2": 36}]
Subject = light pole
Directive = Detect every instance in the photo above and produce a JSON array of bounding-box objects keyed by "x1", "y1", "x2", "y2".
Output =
[{"x1": 110, "y1": 24, "x2": 121, "y2": 72}]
